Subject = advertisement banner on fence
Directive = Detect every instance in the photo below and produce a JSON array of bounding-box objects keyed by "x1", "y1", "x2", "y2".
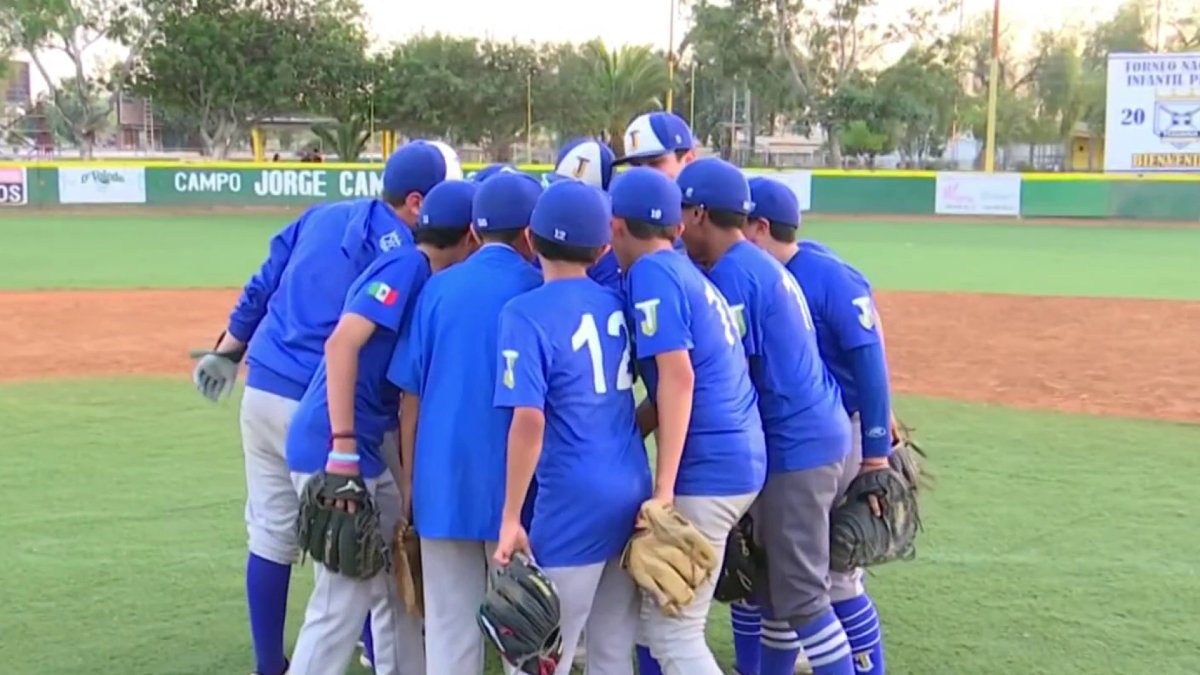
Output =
[
  {"x1": 58, "y1": 167, "x2": 147, "y2": 204},
  {"x1": 935, "y1": 172, "x2": 1022, "y2": 216},
  {"x1": 745, "y1": 170, "x2": 812, "y2": 212},
  {"x1": 0, "y1": 167, "x2": 27, "y2": 205}
]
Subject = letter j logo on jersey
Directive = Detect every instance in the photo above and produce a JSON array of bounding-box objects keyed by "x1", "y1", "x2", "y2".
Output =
[
  {"x1": 368, "y1": 282, "x2": 398, "y2": 306},
  {"x1": 854, "y1": 652, "x2": 874, "y2": 672},
  {"x1": 635, "y1": 299, "x2": 661, "y2": 337},
  {"x1": 501, "y1": 350, "x2": 519, "y2": 389}
]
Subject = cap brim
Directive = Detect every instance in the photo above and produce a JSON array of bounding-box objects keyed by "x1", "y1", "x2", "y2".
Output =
[{"x1": 613, "y1": 150, "x2": 670, "y2": 166}]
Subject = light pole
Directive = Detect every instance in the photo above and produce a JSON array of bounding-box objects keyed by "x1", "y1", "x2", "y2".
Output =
[
  {"x1": 666, "y1": 0, "x2": 677, "y2": 112},
  {"x1": 984, "y1": 0, "x2": 1001, "y2": 172}
]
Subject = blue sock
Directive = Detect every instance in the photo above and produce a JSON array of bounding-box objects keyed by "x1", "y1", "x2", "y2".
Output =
[
  {"x1": 731, "y1": 601, "x2": 763, "y2": 674},
  {"x1": 796, "y1": 609, "x2": 854, "y2": 675},
  {"x1": 246, "y1": 553, "x2": 291, "y2": 675},
  {"x1": 760, "y1": 610, "x2": 800, "y2": 675},
  {"x1": 636, "y1": 644, "x2": 662, "y2": 674},
  {"x1": 834, "y1": 595, "x2": 885, "y2": 675},
  {"x1": 361, "y1": 615, "x2": 374, "y2": 666}
]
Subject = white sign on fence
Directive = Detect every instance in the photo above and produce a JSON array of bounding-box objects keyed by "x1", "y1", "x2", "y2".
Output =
[
  {"x1": 1104, "y1": 52, "x2": 1200, "y2": 172},
  {"x1": 934, "y1": 172, "x2": 1022, "y2": 216},
  {"x1": 745, "y1": 170, "x2": 812, "y2": 212},
  {"x1": 0, "y1": 167, "x2": 27, "y2": 205},
  {"x1": 58, "y1": 167, "x2": 147, "y2": 204}
]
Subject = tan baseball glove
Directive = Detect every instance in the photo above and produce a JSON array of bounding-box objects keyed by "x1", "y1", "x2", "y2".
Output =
[
  {"x1": 621, "y1": 501, "x2": 718, "y2": 616},
  {"x1": 392, "y1": 521, "x2": 423, "y2": 618}
]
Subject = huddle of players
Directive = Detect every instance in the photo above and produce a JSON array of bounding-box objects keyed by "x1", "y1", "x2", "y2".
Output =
[{"x1": 193, "y1": 111, "x2": 895, "y2": 675}]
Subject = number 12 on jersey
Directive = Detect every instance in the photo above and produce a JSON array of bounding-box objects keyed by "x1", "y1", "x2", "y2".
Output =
[{"x1": 572, "y1": 311, "x2": 634, "y2": 394}]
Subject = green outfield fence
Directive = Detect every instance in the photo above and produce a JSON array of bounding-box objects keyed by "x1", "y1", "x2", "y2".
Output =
[{"x1": 2, "y1": 161, "x2": 1199, "y2": 221}]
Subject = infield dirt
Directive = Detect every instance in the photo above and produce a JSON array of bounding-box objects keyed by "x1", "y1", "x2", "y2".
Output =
[{"x1": 2, "y1": 288, "x2": 1197, "y2": 422}]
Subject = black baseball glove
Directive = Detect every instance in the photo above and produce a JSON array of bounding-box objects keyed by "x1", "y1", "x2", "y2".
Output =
[
  {"x1": 478, "y1": 554, "x2": 563, "y2": 675},
  {"x1": 296, "y1": 472, "x2": 388, "y2": 580},
  {"x1": 714, "y1": 514, "x2": 766, "y2": 604},
  {"x1": 829, "y1": 460, "x2": 922, "y2": 573}
]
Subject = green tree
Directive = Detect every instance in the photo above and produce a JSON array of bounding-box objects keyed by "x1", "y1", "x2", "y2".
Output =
[
  {"x1": 1079, "y1": 0, "x2": 1154, "y2": 132},
  {"x1": 876, "y1": 47, "x2": 961, "y2": 166},
  {"x1": 1, "y1": 0, "x2": 161, "y2": 157},
  {"x1": 375, "y1": 34, "x2": 481, "y2": 141},
  {"x1": 300, "y1": 19, "x2": 373, "y2": 162},
  {"x1": 459, "y1": 40, "x2": 544, "y2": 161},
  {"x1": 130, "y1": 0, "x2": 364, "y2": 158},
  {"x1": 839, "y1": 119, "x2": 889, "y2": 166},
  {"x1": 538, "y1": 41, "x2": 607, "y2": 140},
  {"x1": 581, "y1": 42, "x2": 669, "y2": 156}
]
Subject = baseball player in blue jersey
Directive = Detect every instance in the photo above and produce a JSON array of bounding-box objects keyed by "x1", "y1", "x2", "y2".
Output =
[
  {"x1": 189, "y1": 141, "x2": 460, "y2": 675},
  {"x1": 388, "y1": 171, "x2": 544, "y2": 674},
  {"x1": 676, "y1": 160, "x2": 858, "y2": 675},
  {"x1": 536, "y1": 137, "x2": 623, "y2": 291},
  {"x1": 492, "y1": 179, "x2": 652, "y2": 675},
  {"x1": 734, "y1": 176, "x2": 894, "y2": 675},
  {"x1": 283, "y1": 179, "x2": 478, "y2": 675},
  {"x1": 608, "y1": 167, "x2": 766, "y2": 675}
]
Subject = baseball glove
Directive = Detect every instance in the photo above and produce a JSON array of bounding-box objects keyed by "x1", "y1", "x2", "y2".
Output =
[
  {"x1": 478, "y1": 553, "x2": 563, "y2": 675},
  {"x1": 392, "y1": 521, "x2": 423, "y2": 618},
  {"x1": 890, "y1": 417, "x2": 931, "y2": 490},
  {"x1": 296, "y1": 472, "x2": 388, "y2": 580},
  {"x1": 621, "y1": 501, "x2": 718, "y2": 616},
  {"x1": 713, "y1": 513, "x2": 765, "y2": 604},
  {"x1": 829, "y1": 419, "x2": 928, "y2": 573}
]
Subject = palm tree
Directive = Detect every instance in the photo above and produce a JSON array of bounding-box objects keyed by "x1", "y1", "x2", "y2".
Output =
[{"x1": 583, "y1": 42, "x2": 670, "y2": 156}]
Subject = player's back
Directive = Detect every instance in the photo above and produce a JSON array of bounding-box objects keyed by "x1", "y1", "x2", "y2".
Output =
[
  {"x1": 246, "y1": 199, "x2": 409, "y2": 398},
  {"x1": 500, "y1": 278, "x2": 651, "y2": 564},
  {"x1": 288, "y1": 246, "x2": 430, "y2": 478},
  {"x1": 787, "y1": 243, "x2": 881, "y2": 417},
  {"x1": 710, "y1": 241, "x2": 849, "y2": 472},
  {"x1": 390, "y1": 243, "x2": 542, "y2": 540},
  {"x1": 626, "y1": 249, "x2": 766, "y2": 497}
]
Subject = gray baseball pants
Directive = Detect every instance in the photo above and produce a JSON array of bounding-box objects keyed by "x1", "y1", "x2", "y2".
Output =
[
  {"x1": 287, "y1": 433, "x2": 425, "y2": 675},
  {"x1": 639, "y1": 492, "x2": 758, "y2": 675}
]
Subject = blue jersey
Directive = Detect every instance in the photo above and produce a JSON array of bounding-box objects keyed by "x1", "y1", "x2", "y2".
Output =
[
  {"x1": 389, "y1": 244, "x2": 543, "y2": 540},
  {"x1": 708, "y1": 242, "x2": 849, "y2": 473},
  {"x1": 232, "y1": 199, "x2": 411, "y2": 401},
  {"x1": 494, "y1": 278, "x2": 651, "y2": 567},
  {"x1": 624, "y1": 249, "x2": 766, "y2": 497},
  {"x1": 789, "y1": 241, "x2": 892, "y2": 457},
  {"x1": 286, "y1": 247, "x2": 431, "y2": 478},
  {"x1": 587, "y1": 250, "x2": 622, "y2": 290}
]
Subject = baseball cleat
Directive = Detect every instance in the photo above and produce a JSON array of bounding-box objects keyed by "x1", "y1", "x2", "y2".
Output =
[{"x1": 356, "y1": 640, "x2": 373, "y2": 670}]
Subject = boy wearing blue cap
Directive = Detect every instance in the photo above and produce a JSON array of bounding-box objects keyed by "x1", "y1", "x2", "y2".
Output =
[
  {"x1": 283, "y1": 179, "x2": 477, "y2": 675},
  {"x1": 389, "y1": 171, "x2": 545, "y2": 674},
  {"x1": 677, "y1": 159, "x2": 857, "y2": 675},
  {"x1": 608, "y1": 167, "x2": 766, "y2": 675},
  {"x1": 492, "y1": 180, "x2": 652, "y2": 674},
  {"x1": 739, "y1": 176, "x2": 894, "y2": 675},
  {"x1": 188, "y1": 140, "x2": 460, "y2": 675}
]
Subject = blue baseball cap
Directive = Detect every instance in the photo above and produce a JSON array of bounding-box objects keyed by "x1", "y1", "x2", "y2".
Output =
[
  {"x1": 677, "y1": 158, "x2": 754, "y2": 214},
  {"x1": 553, "y1": 138, "x2": 616, "y2": 190},
  {"x1": 418, "y1": 180, "x2": 476, "y2": 229},
  {"x1": 610, "y1": 167, "x2": 683, "y2": 227},
  {"x1": 531, "y1": 180, "x2": 612, "y2": 248},
  {"x1": 383, "y1": 140, "x2": 463, "y2": 199},
  {"x1": 747, "y1": 176, "x2": 801, "y2": 227},
  {"x1": 472, "y1": 172, "x2": 544, "y2": 231},
  {"x1": 615, "y1": 112, "x2": 695, "y2": 165},
  {"x1": 471, "y1": 163, "x2": 520, "y2": 183}
]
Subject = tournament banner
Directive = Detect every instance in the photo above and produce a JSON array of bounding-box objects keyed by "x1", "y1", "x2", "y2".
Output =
[
  {"x1": 155, "y1": 167, "x2": 551, "y2": 205},
  {"x1": 0, "y1": 167, "x2": 27, "y2": 205},
  {"x1": 1103, "y1": 52, "x2": 1200, "y2": 172},
  {"x1": 58, "y1": 167, "x2": 147, "y2": 204},
  {"x1": 934, "y1": 172, "x2": 1022, "y2": 217}
]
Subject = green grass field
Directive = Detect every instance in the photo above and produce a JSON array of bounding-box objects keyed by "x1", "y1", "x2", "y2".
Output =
[{"x1": 2, "y1": 210, "x2": 1198, "y2": 674}]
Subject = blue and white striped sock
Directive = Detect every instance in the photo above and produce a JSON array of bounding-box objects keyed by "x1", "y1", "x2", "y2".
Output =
[
  {"x1": 833, "y1": 594, "x2": 885, "y2": 674},
  {"x1": 731, "y1": 600, "x2": 763, "y2": 674},
  {"x1": 796, "y1": 609, "x2": 854, "y2": 675},
  {"x1": 760, "y1": 615, "x2": 802, "y2": 675}
]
